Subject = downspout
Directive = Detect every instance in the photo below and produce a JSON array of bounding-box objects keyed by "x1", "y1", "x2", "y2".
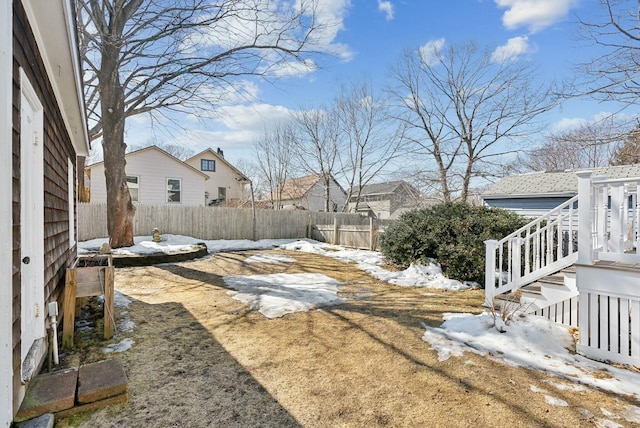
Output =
[{"x1": 48, "y1": 302, "x2": 59, "y2": 366}]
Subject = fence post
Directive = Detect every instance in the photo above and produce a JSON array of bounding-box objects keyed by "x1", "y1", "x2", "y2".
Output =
[
  {"x1": 484, "y1": 239, "x2": 498, "y2": 308},
  {"x1": 576, "y1": 171, "x2": 593, "y2": 265},
  {"x1": 369, "y1": 217, "x2": 374, "y2": 250},
  {"x1": 333, "y1": 216, "x2": 338, "y2": 245}
]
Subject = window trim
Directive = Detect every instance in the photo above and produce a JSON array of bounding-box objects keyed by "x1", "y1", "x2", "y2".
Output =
[
  {"x1": 201, "y1": 159, "x2": 216, "y2": 172},
  {"x1": 126, "y1": 175, "x2": 140, "y2": 202},
  {"x1": 167, "y1": 177, "x2": 182, "y2": 203}
]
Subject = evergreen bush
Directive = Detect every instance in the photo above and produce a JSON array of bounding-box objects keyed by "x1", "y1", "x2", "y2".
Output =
[{"x1": 380, "y1": 202, "x2": 528, "y2": 286}]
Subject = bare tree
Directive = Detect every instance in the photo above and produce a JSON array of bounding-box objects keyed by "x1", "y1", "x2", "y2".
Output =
[
  {"x1": 333, "y1": 78, "x2": 402, "y2": 212},
  {"x1": 520, "y1": 118, "x2": 628, "y2": 170},
  {"x1": 611, "y1": 122, "x2": 640, "y2": 165},
  {"x1": 291, "y1": 108, "x2": 340, "y2": 212},
  {"x1": 76, "y1": 0, "x2": 327, "y2": 247},
  {"x1": 388, "y1": 42, "x2": 556, "y2": 202},
  {"x1": 128, "y1": 141, "x2": 195, "y2": 161},
  {"x1": 254, "y1": 124, "x2": 296, "y2": 209},
  {"x1": 578, "y1": 0, "x2": 640, "y2": 105}
]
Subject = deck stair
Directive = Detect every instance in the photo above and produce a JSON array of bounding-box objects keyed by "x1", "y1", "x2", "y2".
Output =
[{"x1": 497, "y1": 266, "x2": 578, "y2": 326}]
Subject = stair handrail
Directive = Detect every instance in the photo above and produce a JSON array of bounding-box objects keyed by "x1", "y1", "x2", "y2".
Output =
[{"x1": 485, "y1": 195, "x2": 580, "y2": 307}]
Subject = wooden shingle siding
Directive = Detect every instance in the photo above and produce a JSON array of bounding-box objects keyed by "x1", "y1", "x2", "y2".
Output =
[{"x1": 12, "y1": 0, "x2": 77, "y2": 410}]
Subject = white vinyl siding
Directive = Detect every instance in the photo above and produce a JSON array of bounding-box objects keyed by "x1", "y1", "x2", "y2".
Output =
[
  {"x1": 185, "y1": 150, "x2": 247, "y2": 204},
  {"x1": 89, "y1": 147, "x2": 206, "y2": 206}
]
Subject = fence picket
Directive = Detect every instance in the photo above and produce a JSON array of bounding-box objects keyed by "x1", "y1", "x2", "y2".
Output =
[{"x1": 78, "y1": 203, "x2": 383, "y2": 248}]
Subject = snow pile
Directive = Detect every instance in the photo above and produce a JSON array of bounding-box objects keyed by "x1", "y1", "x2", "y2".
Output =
[
  {"x1": 245, "y1": 253, "x2": 296, "y2": 264},
  {"x1": 79, "y1": 236, "x2": 469, "y2": 290},
  {"x1": 280, "y1": 239, "x2": 469, "y2": 290},
  {"x1": 422, "y1": 312, "x2": 640, "y2": 400},
  {"x1": 224, "y1": 273, "x2": 344, "y2": 318},
  {"x1": 79, "y1": 235, "x2": 296, "y2": 256}
]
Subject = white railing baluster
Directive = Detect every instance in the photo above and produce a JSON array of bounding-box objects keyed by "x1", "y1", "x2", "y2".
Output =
[{"x1": 485, "y1": 193, "x2": 580, "y2": 303}]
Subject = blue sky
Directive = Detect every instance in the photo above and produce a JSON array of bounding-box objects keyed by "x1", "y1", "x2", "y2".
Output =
[{"x1": 121, "y1": 0, "x2": 636, "y2": 169}]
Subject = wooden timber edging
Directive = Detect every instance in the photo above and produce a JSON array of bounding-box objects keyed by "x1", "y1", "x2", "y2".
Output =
[{"x1": 111, "y1": 243, "x2": 208, "y2": 267}]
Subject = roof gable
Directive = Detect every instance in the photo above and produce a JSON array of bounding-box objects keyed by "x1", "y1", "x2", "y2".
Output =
[
  {"x1": 280, "y1": 174, "x2": 322, "y2": 200},
  {"x1": 88, "y1": 145, "x2": 210, "y2": 179},
  {"x1": 185, "y1": 147, "x2": 250, "y2": 181},
  {"x1": 354, "y1": 180, "x2": 417, "y2": 196}
]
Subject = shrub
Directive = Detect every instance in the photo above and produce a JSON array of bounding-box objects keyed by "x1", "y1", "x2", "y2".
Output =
[{"x1": 379, "y1": 202, "x2": 528, "y2": 287}]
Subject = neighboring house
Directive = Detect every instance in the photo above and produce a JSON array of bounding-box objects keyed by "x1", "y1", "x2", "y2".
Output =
[
  {"x1": 481, "y1": 164, "x2": 640, "y2": 217},
  {"x1": 348, "y1": 180, "x2": 423, "y2": 219},
  {"x1": 1, "y1": 1, "x2": 90, "y2": 425},
  {"x1": 184, "y1": 147, "x2": 250, "y2": 206},
  {"x1": 87, "y1": 146, "x2": 209, "y2": 206},
  {"x1": 276, "y1": 174, "x2": 347, "y2": 212},
  {"x1": 485, "y1": 166, "x2": 640, "y2": 367}
]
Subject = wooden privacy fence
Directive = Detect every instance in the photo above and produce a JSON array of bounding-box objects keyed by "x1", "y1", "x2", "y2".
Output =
[
  {"x1": 78, "y1": 203, "x2": 381, "y2": 245},
  {"x1": 312, "y1": 217, "x2": 384, "y2": 250}
]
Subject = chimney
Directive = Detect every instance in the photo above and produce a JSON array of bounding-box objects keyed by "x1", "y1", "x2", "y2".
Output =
[{"x1": 217, "y1": 147, "x2": 224, "y2": 158}]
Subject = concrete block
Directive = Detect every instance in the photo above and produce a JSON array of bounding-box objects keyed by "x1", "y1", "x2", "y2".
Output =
[{"x1": 77, "y1": 358, "x2": 127, "y2": 404}]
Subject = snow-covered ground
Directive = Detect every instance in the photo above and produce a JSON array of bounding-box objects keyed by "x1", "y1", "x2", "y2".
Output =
[{"x1": 80, "y1": 235, "x2": 640, "y2": 424}]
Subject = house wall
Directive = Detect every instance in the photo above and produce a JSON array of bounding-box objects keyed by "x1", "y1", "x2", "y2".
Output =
[
  {"x1": 1, "y1": 0, "x2": 13, "y2": 425},
  {"x1": 12, "y1": 0, "x2": 78, "y2": 415},
  {"x1": 291, "y1": 180, "x2": 345, "y2": 212},
  {"x1": 184, "y1": 151, "x2": 246, "y2": 204},
  {"x1": 90, "y1": 149, "x2": 206, "y2": 206},
  {"x1": 483, "y1": 196, "x2": 573, "y2": 217}
]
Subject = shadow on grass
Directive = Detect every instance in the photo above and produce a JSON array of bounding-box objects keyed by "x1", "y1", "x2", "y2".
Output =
[{"x1": 57, "y1": 297, "x2": 300, "y2": 428}]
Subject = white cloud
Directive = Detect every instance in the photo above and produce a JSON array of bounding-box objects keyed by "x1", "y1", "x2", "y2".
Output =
[
  {"x1": 495, "y1": 0, "x2": 578, "y2": 33},
  {"x1": 491, "y1": 36, "x2": 530, "y2": 63},
  {"x1": 419, "y1": 38, "x2": 445, "y2": 66},
  {"x1": 377, "y1": 0, "x2": 394, "y2": 20},
  {"x1": 213, "y1": 103, "x2": 295, "y2": 131},
  {"x1": 184, "y1": 0, "x2": 353, "y2": 76},
  {"x1": 269, "y1": 59, "x2": 317, "y2": 78}
]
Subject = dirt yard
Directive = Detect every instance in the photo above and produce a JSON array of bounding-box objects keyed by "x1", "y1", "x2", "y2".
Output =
[{"x1": 55, "y1": 249, "x2": 640, "y2": 427}]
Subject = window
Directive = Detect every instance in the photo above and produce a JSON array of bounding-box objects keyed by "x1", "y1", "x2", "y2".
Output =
[
  {"x1": 126, "y1": 176, "x2": 139, "y2": 202},
  {"x1": 218, "y1": 187, "x2": 226, "y2": 200},
  {"x1": 167, "y1": 178, "x2": 181, "y2": 202},
  {"x1": 201, "y1": 159, "x2": 216, "y2": 172}
]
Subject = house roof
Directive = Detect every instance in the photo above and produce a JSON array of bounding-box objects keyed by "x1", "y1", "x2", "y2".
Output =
[
  {"x1": 280, "y1": 174, "x2": 323, "y2": 200},
  {"x1": 353, "y1": 180, "x2": 418, "y2": 196},
  {"x1": 277, "y1": 173, "x2": 347, "y2": 201},
  {"x1": 87, "y1": 145, "x2": 210, "y2": 180},
  {"x1": 482, "y1": 164, "x2": 640, "y2": 199},
  {"x1": 185, "y1": 148, "x2": 251, "y2": 182},
  {"x1": 22, "y1": 0, "x2": 90, "y2": 156}
]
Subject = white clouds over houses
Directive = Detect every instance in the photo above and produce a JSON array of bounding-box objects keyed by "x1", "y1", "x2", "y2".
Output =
[
  {"x1": 491, "y1": 36, "x2": 531, "y2": 63},
  {"x1": 495, "y1": 0, "x2": 579, "y2": 33},
  {"x1": 377, "y1": 0, "x2": 394, "y2": 20},
  {"x1": 419, "y1": 38, "x2": 445, "y2": 66}
]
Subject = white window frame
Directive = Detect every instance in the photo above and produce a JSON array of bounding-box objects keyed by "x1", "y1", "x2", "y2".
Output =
[
  {"x1": 126, "y1": 175, "x2": 140, "y2": 202},
  {"x1": 167, "y1": 178, "x2": 181, "y2": 203},
  {"x1": 68, "y1": 158, "x2": 75, "y2": 246}
]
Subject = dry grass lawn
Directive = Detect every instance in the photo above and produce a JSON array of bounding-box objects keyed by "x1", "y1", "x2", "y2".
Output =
[{"x1": 55, "y1": 249, "x2": 640, "y2": 427}]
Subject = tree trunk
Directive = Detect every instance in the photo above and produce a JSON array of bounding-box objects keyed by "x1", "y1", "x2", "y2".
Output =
[{"x1": 100, "y1": 43, "x2": 135, "y2": 248}]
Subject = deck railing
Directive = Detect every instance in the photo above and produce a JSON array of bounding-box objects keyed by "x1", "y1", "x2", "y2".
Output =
[
  {"x1": 485, "y1": 171, "x2": 640, "y2": 308},
  {"x1": 484, "y1": 195, "x2": 579, "y2": 307},
  {"x1": 577, "y1": 172, "x2": 640, "y2": 265}
]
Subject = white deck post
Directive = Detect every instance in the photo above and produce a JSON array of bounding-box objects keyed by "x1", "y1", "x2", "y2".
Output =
[
  {"x1": 577, "y1": 171, "x2": 593, "y2": 266},
  {"x1": 484, "y1": 239, "x2": 498, "y2": 307}
]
